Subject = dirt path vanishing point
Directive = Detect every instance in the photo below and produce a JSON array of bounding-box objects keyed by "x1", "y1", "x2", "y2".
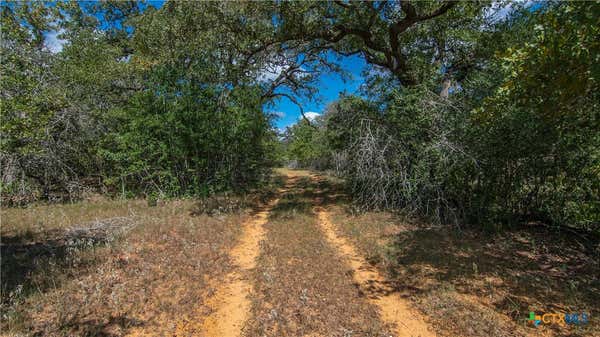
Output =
[
  {"x1": 244, "y1": 173, "x2": 394, "y2": 336},
  {"x1": 200, "y1": 196, "x2": 281, "y2": 337},
  {"x1": 314, "y1": 204, "x2": 436, "y2": 337},
  {"x1": 198, "y1": 171, "x2": 434, "y2": 337}
]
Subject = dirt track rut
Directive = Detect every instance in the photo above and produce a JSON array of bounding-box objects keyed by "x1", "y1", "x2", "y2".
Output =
[
  {"x1": 315, "y1": 206, "x2": 435, "y2": 337},
  {"x1": 200, "y1": 171, "x2": 434, "y2": 337},
  {"x1": 200, "y1": 197, "x2": 280, "y2": 337}
]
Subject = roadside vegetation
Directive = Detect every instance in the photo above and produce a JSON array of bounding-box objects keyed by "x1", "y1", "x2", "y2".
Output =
[
  {"x1": 327, "y1": 187, "x2": 599, "y2": 337},
  {"x1": 1, "y1": 1, "x2": 598, "y2": 336},
  {"x1": 1, "y1": 196, "x2": 251, "y2": 335},
  {"x1": 3, "y1": 2, "x2": 598, "y2": 230}
]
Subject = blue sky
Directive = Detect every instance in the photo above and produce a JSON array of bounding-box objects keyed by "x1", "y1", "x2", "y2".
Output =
[
  {"x1": 45, "y1": 42, "x2": 367, "y2": 132},
  {"x1": 269, "y1": 54, "x2": 368, "y2": 129}
]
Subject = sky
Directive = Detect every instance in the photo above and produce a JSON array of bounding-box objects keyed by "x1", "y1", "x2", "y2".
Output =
[
  {"x1": 268, "y1": 54, "x2": 368, "y2": 130},
  {"x1": 45, "y1": 34, "x2": 364, "y2": 132},
  {"x1": 265, "y1": 0, "x2": 541, "y2": 130},
  {"x1": 46, "y1": 36, "x2": 367, "y2": 132}
]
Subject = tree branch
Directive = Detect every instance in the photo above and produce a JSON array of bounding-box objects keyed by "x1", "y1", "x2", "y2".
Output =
[
  {"x1": 386, "y1": 0, "x2": 458, "y2": 85},
  {"x1": 264, "y1": 92, "x2": 316, "y2": 128}
]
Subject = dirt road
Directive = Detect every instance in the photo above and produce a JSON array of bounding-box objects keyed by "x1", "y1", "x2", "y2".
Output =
[
  {"x1": 5, "y1": 170, "x2": 435, "y2": 337},
  {"x1": 8, "y1": 170, "x2": 597, "y2": 337},
  {"x1": 201, "y1": 196, "x2": 280, "y2": 337},
  {"x1": 200, "y1": 170, "x2": 435, "y2": 337}
]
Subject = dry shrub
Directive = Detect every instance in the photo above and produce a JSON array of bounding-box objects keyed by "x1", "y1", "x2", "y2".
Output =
[
  {"x1": 332, "y1": 88, "x2": 472, "y2": 225},
  {"x1": 192, "y1": 194, "x2": 250, "y2": 215}
]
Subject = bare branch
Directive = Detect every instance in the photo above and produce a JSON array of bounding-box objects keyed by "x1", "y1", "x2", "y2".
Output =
[{"x1": 265, "y1": 92, "x2": 316, "y2": 128}]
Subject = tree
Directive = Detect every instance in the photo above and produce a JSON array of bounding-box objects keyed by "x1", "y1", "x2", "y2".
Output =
[
  {"x1": 467, "y1": 1, "x2": 600, "y2": 229},
  {"x1": 271, "y1": 0, "x2": 492, "y2": 94},
  {"x1": 1, "y1": 2, "x2": 68, "y2": 201},
  {"x1": 282, "y1": 1, "x2": 599, "y2": 230},
  {"x1": 1, "y1": 1, "x2": 281, "y2": 200},
  {"x1": 282, "y1": 116, "x2": 327, "y2": 169},
  {"x1": 100, "y1": 1, "x2": 294, "y2": 195}
]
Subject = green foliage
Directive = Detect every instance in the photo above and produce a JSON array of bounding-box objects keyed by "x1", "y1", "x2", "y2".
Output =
[
  {"x1": 106, "y1": 85, "x2": 271, "y2": 196},
  {"x1": 467, "y1": 1, "x2": 600, "y2": 229},
  {"x1": 147, "y1": 191, "x2": 158, "y2": 207},
  {"x1": 283, "y1": 118, "x2": 329, "y2": 169},
  {"x1": 1, "y1": 3, "x2": 71, "y2": 200},
  {"x1": 1, "y1": 1, "x2": 278, "y2": 201},
  {"x1": 1, "y1": 0, "x2": 598, "y2": 232},
  {"x1": 323, "y1": 96, "x2": 382, "y2": 152},
  {"x1": 319, "y1": 89, "x2": 472, "y2": 223},
  {"x1": 283, "y1": 2, "x2": 599, "y2": 231}
]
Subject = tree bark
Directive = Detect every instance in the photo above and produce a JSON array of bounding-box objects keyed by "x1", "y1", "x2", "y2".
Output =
[{"x1": 440, "y1": 77, "x2": 452, "y2": 99}]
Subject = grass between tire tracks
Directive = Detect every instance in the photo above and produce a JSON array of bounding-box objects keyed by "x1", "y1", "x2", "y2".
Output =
[{"x1": 244, "y1": 172, "x2": 393, "y2": 337}]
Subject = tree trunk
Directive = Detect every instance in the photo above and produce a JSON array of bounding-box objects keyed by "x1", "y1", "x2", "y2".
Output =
[{"x1": 440, "y1": 77, "x2": 451, "y2": 98}]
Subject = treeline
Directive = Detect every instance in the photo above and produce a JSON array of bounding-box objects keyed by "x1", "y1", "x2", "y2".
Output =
[
  {"x1": 283, "y1": 1, "x2": 599, "y2": 231},
  {"x1": 1, "y1": 2, "x2": 286, "y2": 203},
  {"x1": 2, "y1": 1, "x2": 598, "y2": 231}
]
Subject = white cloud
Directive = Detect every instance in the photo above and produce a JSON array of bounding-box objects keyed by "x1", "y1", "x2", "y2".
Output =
[
  {"x1": 270, "y1": 111, "x2": 285, "y2": 118},
  {"x1": 304, "y1": 112, "x2": 320, "y2": 121},
  {"x1": 257, "y1": 58, "x2": 309, "y2": 83},
  {"x1": 368, "y1": 65, "x2": 389, "y2": 78},
  {"x1": 258, "y1": 64, "x2": 286, "y2": 82},
  {"x1": 486, "y1": 0, "x2": 536, "y2": 23},
  {"x1": 45, "y1": 29, "x2": 66, "y2": 53}
]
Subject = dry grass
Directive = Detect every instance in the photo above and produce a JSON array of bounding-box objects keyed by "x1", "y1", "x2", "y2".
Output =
[
  {"x1": 4, "y1": 170, "x2": 596, "y2": 336},
  {"x1": 328, "y1": 200, "x2": 600, "y2": 337},
  {"x1": 244, "y1": 174, "x2": 392, "y2": 337},
  {"x1": 1, "y1": 197, "x2": 251, "y2": 336},
  {"x1": 1, "y1": 195, "x2": 147, "y2": 237}
]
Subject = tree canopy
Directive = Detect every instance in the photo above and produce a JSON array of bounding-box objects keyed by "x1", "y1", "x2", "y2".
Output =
[{"x1": 1, "y1": 0, "x2": 598, "y2": 231}]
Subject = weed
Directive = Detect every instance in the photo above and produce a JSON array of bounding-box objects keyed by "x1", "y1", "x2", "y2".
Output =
[{"x1": 244, "y1": 173, "x2": 392, "y2": 337}]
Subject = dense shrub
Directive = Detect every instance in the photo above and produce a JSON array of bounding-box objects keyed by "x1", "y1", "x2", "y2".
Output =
[
  {"x1": 104, "y1": 85, "x2": 273, "y2": 196},
  {"x1": 279, "y1": 2, "x2": 599, "y2": 231},
  {"x1": 321, "y1": 83, "x2": 598, "y2": 231},
  {"x1": 325, "y1": 90, "x2": 474, "y2": 224}
]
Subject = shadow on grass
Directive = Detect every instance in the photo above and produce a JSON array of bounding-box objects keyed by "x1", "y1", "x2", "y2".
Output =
[
  {"x1": 310, "y1": 169, "x2": 599, "y2": 336},
  {"x1": 268, "y1": 172, "x2": 347, "y2": 218},
  {"x1": 270, "y1": 196, "x2": 314, "y2": 216},
  {"x1": 313, "y1": 168, "x2": 600, "y2": 319},
  {"x1": 58, "y1": 314, "x2": 145, "y2": 337},
  {"x1": 1, "y1": 227, "x2": 116, "y2": 334},
  {"x1": 384, "y1": 224, "x2": 600, "y2": 334}
]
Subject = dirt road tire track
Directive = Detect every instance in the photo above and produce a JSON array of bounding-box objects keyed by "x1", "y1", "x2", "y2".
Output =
[
  {"x1": 314, "y1": 206, "x2": 436, "y2": 337},
  {"x1": 200, "y1": 196, "x2": 281, "y2": 337}
]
